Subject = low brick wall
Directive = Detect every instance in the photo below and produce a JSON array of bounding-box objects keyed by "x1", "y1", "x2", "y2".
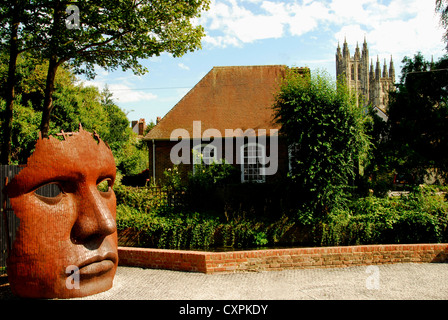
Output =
[
  {"x1": 118, "y1": 247, "x2": 207, "y2": 273},
  {"x1": 118, "y1": 243, "x2": 448, "y2": 274}
]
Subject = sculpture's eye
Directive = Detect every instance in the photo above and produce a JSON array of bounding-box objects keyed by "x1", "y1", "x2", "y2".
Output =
[
  {"x1": 97, "y1": 178, "x2": 112, "y2": 195},
  {"x1": 34, "y1": 182, "x2": 63, "y2": 205}
]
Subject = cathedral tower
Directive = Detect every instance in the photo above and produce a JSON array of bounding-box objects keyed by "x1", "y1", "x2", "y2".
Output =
[{"x1": 336, "y1": 38, "x2": 395, "y2": 116}]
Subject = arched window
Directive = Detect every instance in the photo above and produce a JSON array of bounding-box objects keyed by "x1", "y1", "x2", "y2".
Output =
[
  {"x1": 351, "y1": 64, "x2": 355, "y2": 80},
  {"x1": 358, "y1": 64, "x2": 362, "y2": 80},
  {"x1": 240, "y1": 143, "x2": 265, "y2": 183},
  {"x1": 192, "y1": 144, "x2": 217, "y2": 174}
]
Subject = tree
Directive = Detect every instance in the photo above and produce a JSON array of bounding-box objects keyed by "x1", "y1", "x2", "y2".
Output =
[
  {"x1": 34, "y1": 0, "x2": 210, "y2": 138},
  {"x1": 100, "y1": 86, "x2": 131, "y2": 150},
  {"x1": 0, "y1": 1, "x2": 40, "y2": 164},
  {"x1": 273, "y1": 69, "x2": 371, "y2": 217},
  {"x1": 0, "y1": 55, "x2": 141, "y2": 167},
  {"x1": 0, "y1": 52, "x2": 48, "y2": 164},
  {"x1": 0, "y1": 0, "x2": 210, "y2": 162},
  {"x1": 0, "y1": 1, "x2": 19, "y2": 165},
  {"x1": 436, "y1": 0, "x2": 448, "y2": 50},
  {"x1": 386, "y1": 53, "x2": 448, "y2": 182},
  {"x1": 99, "y1": 86, "x2": 148, "y2": 176}
]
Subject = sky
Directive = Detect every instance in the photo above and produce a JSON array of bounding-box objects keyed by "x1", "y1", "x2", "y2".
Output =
[{"x1": 82, "y1": 0, "x2": 447, "y2": 125}]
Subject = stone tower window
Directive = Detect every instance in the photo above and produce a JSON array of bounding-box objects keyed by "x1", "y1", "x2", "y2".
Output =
[{"x1": 351, "y1": 64, "x2": 355, "y2": 80}]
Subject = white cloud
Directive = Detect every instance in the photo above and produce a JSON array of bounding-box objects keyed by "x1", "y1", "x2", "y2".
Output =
[
  {"x1": 231, "y1": 15, "x2": 284, "y2": 42},
  {"x1": 178, "y1": 63, "x2": 190, "y2": 70},
  {"x1": 84, "y1": 80, "x2": 158, "y2": 104},
  {"x1": 200, "y1": 0, "x2": 332, "y2": 46},
  {"x1": 287, "y1": 1, "x2": 331, "y2": 36},
  {"x1": 328, "y1": 0, "x2": 379, "y2": 25},
  {"x1": 201, "y1": 0, "x2": 286, "y2": 46},
  {"x1": 110, "y1": 84, "x2": 158, "y2": 103},
  {"x1": 332, "y1": 0, "x2": 445, "y2": 61},
  {"x1": 200, "y1": 0, "x2": 445, "y2": 62},
  {"x1": 203, "y1": 34, "x2": 241, "y2": 48}
]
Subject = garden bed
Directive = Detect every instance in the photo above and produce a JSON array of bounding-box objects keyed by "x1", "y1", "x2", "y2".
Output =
[{"x1": 116, "y1": 183, "x2": 448, "y2": 251}]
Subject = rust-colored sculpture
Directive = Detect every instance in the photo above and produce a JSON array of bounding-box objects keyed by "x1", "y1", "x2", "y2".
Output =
[{"x1": 5, "y1": 126, "x2": 118, "y2": 299}]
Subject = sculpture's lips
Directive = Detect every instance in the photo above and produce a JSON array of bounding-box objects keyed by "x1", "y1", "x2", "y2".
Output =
[
  {"x1": 78, "y1": 253, "x2": 117, "y2": 278},
  {"x1": 79, "y1": 260, "x2": 115, "y2": 277}
]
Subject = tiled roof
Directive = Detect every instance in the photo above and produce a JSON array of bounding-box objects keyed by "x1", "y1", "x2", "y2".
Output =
[{"x1": 144, "y1": 65, "x2": 289, "y2": 140}]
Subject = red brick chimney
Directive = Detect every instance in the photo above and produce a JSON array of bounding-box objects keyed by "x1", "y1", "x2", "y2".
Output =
[{"x1": 138, "y1": 118, "x2": 146, "y2": 136}]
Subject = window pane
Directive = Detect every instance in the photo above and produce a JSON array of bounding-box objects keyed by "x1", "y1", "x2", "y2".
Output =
[{"x1": 242, "y1": 144, "x2": 265, "y2": 182}]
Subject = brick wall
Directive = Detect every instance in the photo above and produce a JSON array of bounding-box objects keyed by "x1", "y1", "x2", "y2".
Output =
[
  {"x1": 148, "y1": 140, "x2": 190, "y2": 184},
  {"x1": 118, "y1": 243, "x2": 448, "y2": 274},
  {"x1": 118, "y1": 247, "x2": 207, "y2": 273}
]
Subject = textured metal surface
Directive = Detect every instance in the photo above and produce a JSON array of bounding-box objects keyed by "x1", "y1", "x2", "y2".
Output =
[{"x1": 4, "y1": 127, "x2": 118, "y2": 299}]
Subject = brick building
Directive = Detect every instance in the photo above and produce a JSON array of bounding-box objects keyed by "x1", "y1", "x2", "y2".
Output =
[{"x1": 143, "y1": 65, "x2": 308, "y2": 184}]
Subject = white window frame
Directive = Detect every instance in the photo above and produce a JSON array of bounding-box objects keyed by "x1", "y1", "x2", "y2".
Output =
[
  {"x1": 192, "y1": 143, "x2": 218, "y2": 175},
  {"x1": 240, "y1": 142, "x2": 266, "y2": 183}
]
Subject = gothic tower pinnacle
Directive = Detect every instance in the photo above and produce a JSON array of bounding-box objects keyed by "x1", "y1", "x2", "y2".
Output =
[
  {"x1": 336, "y1": 38, "x2": 396, "y2": 116},
  {"x1": 389, "y1": 55, "x2": 395, "y2": 82},
  {"x1": 375, "y1": 56, "x2": 381, "y2": 80},
  {"x1": 383, "y1": 58, "x2": 388, "y2": 78}
]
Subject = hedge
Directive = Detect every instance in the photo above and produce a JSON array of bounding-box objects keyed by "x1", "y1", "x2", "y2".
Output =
[{"x1": 115, "y1": 184, "x2": 448, "y2": 250}]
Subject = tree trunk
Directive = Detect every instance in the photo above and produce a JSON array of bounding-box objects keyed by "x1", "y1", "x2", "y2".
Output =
[
  {"x1": 40, "y1": 56, "x2": 58, "y2": 138},
  {"x1": 39, "y1": 0, "x2": 62, "y2": 139},
  {"x1": 1, "y1": 3, "x2": 19, "y2": 165}
]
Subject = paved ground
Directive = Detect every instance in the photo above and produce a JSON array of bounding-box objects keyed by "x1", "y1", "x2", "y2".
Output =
[
  {"x1": 1, "y1": 263, "x2": 448, "y2": 300},
  {"x1": 83, "y1": 263, "x2": 448, "y2": 300}
]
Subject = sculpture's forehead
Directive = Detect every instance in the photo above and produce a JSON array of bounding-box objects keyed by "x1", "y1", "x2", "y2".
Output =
[
  {"x1": 27, "y1": 131, "x2": 114, "y2": 171},
  {"x1": 7, "y1": 129, "x2": 115, "y2": 196}
]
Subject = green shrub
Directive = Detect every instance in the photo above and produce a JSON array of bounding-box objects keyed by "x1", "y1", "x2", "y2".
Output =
[
  {"x1": 114, "y1": 184, "x2": 167, "y2": 212},
  {"x1": 273, "y1": 70, "x2": 372, "y2": 217},
  {"x1": 319, "y1": 187, "x2": 448, "y2": 246},
  {"x1": 116, "y1": 204, "x2": 286, "y2": 250},
  {"x1": 183, "y1": 160, "x2": 239, "y2": 213},
  {"x1": 115, "y1": 180, "x2": 448, "y2": 250}
]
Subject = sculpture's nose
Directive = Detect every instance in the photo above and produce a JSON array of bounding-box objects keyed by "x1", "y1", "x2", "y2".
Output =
[{"x1": 70, "y1": 184, "x2": 116, "y2": 245}]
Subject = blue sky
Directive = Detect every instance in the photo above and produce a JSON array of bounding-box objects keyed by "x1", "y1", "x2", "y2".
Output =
[{"x1": 83, "y1": 0, "x2": 446, "y2": 125}]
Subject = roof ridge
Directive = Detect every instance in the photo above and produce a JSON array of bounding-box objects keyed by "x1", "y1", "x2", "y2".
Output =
[{"x1": 212, "y1": 64, "x2": 287, "y2": 69}]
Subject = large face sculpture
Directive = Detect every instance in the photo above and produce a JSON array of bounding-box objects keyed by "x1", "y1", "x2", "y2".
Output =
[{"x1": 5, "y1": 127, "x2": 118, "y2": 299}]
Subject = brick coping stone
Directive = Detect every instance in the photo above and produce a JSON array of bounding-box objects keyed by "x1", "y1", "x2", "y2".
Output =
[{"x1": 117, "y1": 243, "x2": 448, "y2": 274}]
